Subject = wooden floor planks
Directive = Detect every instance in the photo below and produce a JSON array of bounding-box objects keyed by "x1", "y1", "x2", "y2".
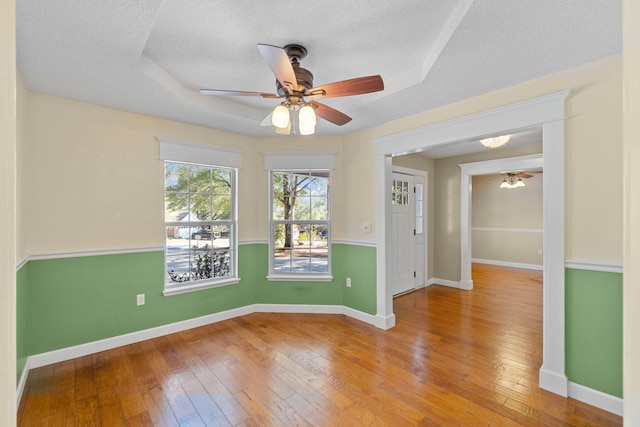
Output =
[{"x1": 17, "y1": 264, "x2": 623, "y2": 426}]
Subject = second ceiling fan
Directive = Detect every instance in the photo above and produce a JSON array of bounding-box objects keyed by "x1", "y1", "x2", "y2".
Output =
[{"x1": 200, "y1": 44, "x2": 384, "y2": 135}]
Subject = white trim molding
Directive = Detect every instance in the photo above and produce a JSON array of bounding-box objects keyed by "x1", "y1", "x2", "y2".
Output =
[
  {"x1": 429, "y1": 278, "x2": 462, "y2": 289},
  {"x1": 331, "y1": 239, "x2": 377, "y2": 248},
  {"x1": 565, "y1": 259, "x2": 623, "y2": 274},
  {"x1": 472, "y1": 258, "x2": 543, "y2": 271},
  {"x1": 472, "y1": 227, "x2": 543, "y2": 233},
  {"x1": 16, "y1": 358, "x2": 30, "y2": 408},
  {"x1": 568, "y1": 381, "x2": 623, "y2": 416},
  {"x1": 22, "y1": 302, "x2": 380, "y2": 371},
  {"x1": 158, "y1": 137, "x2": 242, "y2": 168},
  {"x1": 239, "y1": 239, "x2": 269, "y2": 245},
  {"x1": 19, "y1": 303, "x2": 383, "y2": 405},
  {"x1": 22, "y1": 246, "x2": 164, "y2": 263},
  {"x1": 374, "y1": 91, "x2": 570, "y2": 399}
]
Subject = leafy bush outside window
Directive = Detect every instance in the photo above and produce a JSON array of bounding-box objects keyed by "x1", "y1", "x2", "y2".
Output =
[{"x1": 164, "y1": 162, "x2": 236, "y2": 286}]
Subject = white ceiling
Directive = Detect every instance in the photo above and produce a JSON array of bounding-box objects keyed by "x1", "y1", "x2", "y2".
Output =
[{"x1": 16, "y1": 1, "x2": 621, "y2": 141}]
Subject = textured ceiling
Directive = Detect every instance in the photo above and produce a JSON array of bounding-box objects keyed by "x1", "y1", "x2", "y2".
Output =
[{"x1": 17, "y1": 1, "x2": 621, "y2": 142}]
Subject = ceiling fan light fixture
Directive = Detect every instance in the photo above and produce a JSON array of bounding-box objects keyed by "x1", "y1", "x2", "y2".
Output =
[
  {"x1": 515, "y1": 178, "x2": 525, "y2": 187},
  {"x1": 274, "y1": 120, "x2": 291, "y2": 135},
  {"x1": 299, "y1": 124, "x2": 315, "y2": 136},
  {"x1": 272, "y1": 105, "x2": 290, "y2": 128},
  {"x1": 500, "y1": 178, "x2": 509, "y2": 188},
  {"x1": 480, "y1": 135, "x2": 511, "y2": 149},
  {"x1": 299, "y1": 105, "x2": 317, "y2": 127},
  {"x1": 298, "y1": 104, "x2": 316, "y2": 135}
]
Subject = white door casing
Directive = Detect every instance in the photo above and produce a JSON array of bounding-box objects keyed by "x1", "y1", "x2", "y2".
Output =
[{"x1": 374, "y1": 91, "x2": 569, "y2": 398}]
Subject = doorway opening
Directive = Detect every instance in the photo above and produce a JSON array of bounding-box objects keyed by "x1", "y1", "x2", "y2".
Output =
[{"x1": 374, "y1": 91, "x2": 569, "y2": 397}]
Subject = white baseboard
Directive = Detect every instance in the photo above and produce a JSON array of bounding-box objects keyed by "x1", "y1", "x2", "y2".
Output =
[
  {"x1": 539, "y1": 366, "x2": 568, "y2": 397},
  {"x1": 20, "y1": 303, "x2": 379, "y2": 403},
  {"x1": 28, "y1": 305, "x2": 255, "y2": 369},
  {"x1": 568, "y1": 381, "x2": 623, "y2": 416},
  {"x1": 16, "y1": 358, "x2": 30, "y2": 409},
  {"x1": 430, "y1": 278, "x2": 462, "y2": 289},
  {"x1": 472, "y1": 258, "x2": 543, "y2": 271},
  {"x1": 254, "y1": 304, "x2": 343, "y2": 315},
  {"x1": 373, "y1": 313, "x2": 396, "y2": 330},
  {"x1": 18, "y1": 303, "x2": 623, "y2": 418}
]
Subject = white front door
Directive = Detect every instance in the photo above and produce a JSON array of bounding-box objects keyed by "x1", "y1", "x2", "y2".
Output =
[{"x1": 391, "y1": 172, "x2": 415, "y2": 295}]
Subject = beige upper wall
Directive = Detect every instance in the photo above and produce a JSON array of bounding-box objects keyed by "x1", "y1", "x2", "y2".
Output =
[
  {"x1": 23, "y1": 91, "x2": 261, "y2": 255},
  {"x1": 21, "y1": 91, "x2": 350, "y2": 255},
  {"x1": 21, "y1": 54, "x2": 623, "y2": 269},
  {"x1": 345, "y1": 54, "x2": 623, "y2": 276},
  {"x1": 472, "y1": 173, "x2": 543, "y2": 229},
  {"x1": 472, "y1": 172, "x2": 543, "y2": 267}
]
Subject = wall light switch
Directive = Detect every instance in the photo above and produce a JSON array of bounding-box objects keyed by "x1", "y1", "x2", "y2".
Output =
[
  {"x1": 362, "y1": 222, "x2": 372, "y2": 233},
  {"x1": 136, "y1": 294, "x2": 145, "y2": 306},
  {"x1": 537, "y1": 249, "x2": 543, "y2": 255}
]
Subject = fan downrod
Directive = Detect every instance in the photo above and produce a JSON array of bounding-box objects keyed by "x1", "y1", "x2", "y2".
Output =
[{"x1": 283, "y1": 44, "x2": 307, "y2": 63}]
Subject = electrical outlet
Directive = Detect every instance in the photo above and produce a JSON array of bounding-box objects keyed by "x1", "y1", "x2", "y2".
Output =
[
  {"x1": 136, "y1": 294, "x2": 145, "y2": 306},
  {"x1": 537, "y1": 249, "x2": 543, "y2": 255},
  {"x1": 346, "y1": 278, "x2": 352, "y2": 287}
]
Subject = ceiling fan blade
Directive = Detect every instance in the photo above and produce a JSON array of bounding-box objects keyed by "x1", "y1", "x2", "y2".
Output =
[
  {"x1": 309, "y1": 101, "x2": 352, "y2": 126},
  {"x1": 517, "y1": 173, "x2": 534, "y2": 179},
  {"x1": 257, "y1": 44, "x2": 298, "y2": 92},
  {"x1": 199, "y1": 89, "x2": 280, "y2": 98},
  {"x1": 309, "y1": 75, "x2": 384, "y2": 98},
  {"x1": 259, "y1": 112, "x2": 272, "y2": 126}
]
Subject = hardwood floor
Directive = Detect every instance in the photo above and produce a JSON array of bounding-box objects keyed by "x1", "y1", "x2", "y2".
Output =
[{"x1": 18, "y1": 264, "x2": 622, "y2": 426}]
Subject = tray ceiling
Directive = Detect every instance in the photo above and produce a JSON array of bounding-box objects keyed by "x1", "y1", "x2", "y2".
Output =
[{"x1": 17, "y1": 1, "x2": 621, "y2": 138}]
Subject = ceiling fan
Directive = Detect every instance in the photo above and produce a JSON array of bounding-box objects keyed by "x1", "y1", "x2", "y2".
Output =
[
  {"x1": 499, "y1": 171, "x2": 541, "y2": 188},
  {"x1": 200, "y1": 44, "x2": 384, "y2": 135}
]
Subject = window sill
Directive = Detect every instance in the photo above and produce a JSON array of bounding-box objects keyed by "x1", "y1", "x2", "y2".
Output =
[
  {"x1": 163, "y1": 277, "x2": 240, "y2": 297},
  {"x1": 266, "y1": 274, "x2": 333, "y2": 282}
]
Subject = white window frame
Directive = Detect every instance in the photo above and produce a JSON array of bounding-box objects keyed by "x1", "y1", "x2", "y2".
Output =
[
  {"x1": 263, "y1": 151, "x2": 336, "y2": 282},
  {"x1": 159, "y1": 137, "x2": 241, "y2": 296}
]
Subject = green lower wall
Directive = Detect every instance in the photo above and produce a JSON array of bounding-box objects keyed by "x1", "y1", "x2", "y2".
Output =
[
  {"x1": 18, "y1": 250, "x2": 622, "y2": 401},
  {"x1": 334, "y1": 244, "x2": 377, "y2": 315},
  {"x1": 15, "y1": 243, "x2": 377, "y2": 382},
  {"x1": 566, "y1": 268, "x2": 623, "y2": 398},
  {"x1": 26, "y1": 249, "x2": 255, "y2": 355}
]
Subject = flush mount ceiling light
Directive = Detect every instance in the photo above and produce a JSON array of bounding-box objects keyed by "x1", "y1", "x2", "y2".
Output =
[
  {"x1": 480, "y1": 135, "x2": 511, "y2": 149},
  {"x1": 200, "y1": 44, "x2": 384, "y2": 136}
]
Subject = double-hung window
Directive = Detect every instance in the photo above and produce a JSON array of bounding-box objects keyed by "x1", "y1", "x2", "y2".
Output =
[
  {"x1": 159, "y1": 138, "x2": 240, "y2": 295},
  {"x1": 264, "y1": 152, "x2": 335, "y2": 281}
]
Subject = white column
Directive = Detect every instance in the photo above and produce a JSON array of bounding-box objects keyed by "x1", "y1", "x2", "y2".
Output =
[
  {"x1": 538, "y1": 119, "x2": 568, "y2": 396},
  {"x1": 459, "y1": 170, "x2": 473, "y2": 290},
  {"x1": 375, "y1": 152, "x2": 395, "y2": 329}
]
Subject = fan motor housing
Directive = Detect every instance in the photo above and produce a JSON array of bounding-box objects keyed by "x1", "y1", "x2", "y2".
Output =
[
  {"x1": 276, "y1": 66, "x2": 314, "y2": 96},
  {"x1": 276, "y1": 44, "x2": 314, "y2": 96}
]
